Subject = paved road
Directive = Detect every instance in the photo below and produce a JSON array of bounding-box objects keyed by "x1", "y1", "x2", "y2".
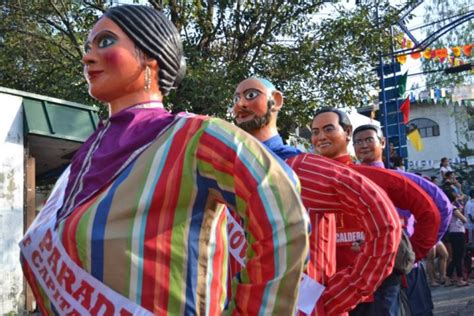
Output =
[{"x1": 432, "y1": 282, "x2": 474, "y2": 315}]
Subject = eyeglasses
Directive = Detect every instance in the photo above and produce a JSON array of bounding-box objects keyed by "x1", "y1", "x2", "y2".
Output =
[{"x1": 353, "y1": 137, "x2": 377, "y2": 146}]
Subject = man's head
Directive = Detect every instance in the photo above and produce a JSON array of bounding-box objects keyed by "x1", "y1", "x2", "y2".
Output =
[
  {"x1": 444, "y1": 171, "x2": 454, "y2": 182},
  {"x1": 232, "y1": 77, "x2": 283, "y2": 134},
  {"x1": 352, "y1": 124, "x2": 385, "y2": 164},
  {"x1": 311, "y1": 108, "x2": 352, "y2": 159}
]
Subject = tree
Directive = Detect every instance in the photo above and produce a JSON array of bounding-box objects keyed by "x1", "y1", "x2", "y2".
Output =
[
  {"x1": 0, "y1": 1, "x2": 106, "y2": 104},
  {"x1": 421, "y1": 0, "x2": 473, "y2": 89},
  {"x1": 1, "y1": 0, "x2": 409, "y2": 134}
]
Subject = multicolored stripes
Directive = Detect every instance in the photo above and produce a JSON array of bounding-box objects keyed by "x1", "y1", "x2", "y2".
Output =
[{"x1": 24, "y1": 115, "x2": 308, "y2": 315}]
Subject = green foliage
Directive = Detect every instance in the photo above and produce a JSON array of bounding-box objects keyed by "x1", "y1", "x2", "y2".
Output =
[
  {"x1": 0, "y1": 0, "x2": 105, "y2": 106},
  {"x1": 421, "y1": 0, "x2": 473, "y2": 89},
  {"x1": 455, "y1": 143, "x2": 474, "y2": 158},
  {"x1": 1, "y1": 0, "x2": 409, "y2": 131}
]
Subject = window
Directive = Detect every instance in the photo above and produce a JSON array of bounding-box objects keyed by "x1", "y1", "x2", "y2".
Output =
[{"x1": 407, "y1": 118, "x2": 440, "y2": 138}]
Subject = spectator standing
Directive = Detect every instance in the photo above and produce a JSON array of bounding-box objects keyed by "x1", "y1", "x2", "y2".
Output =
[
  {"x1": 465, "y1": 190, "x2": 474, "y2": 244},
  {"x1": 440, "y1": 157, "x2": 453, "y2": 179},
  {"x1": 443, "y1": 188, "x2": 469, "y2": 287}
]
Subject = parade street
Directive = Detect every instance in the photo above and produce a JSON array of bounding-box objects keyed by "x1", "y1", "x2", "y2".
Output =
[{"x1": 433, "y1": 282, "x2": 474, "y2": 315}]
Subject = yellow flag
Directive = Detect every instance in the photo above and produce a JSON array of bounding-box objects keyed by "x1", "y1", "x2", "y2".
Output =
[{"x1": 407, "y1": 129, "x2": 424, "y2": 151}]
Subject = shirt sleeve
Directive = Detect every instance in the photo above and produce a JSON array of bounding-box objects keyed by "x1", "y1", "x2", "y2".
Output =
[
  {"x1": 286, "y1": 154, "x2": 401, "y2": 315},
  {"x1": 352, "y1": 165, "x2": 441, "y2": 260},
  {"x1": 197, "y1": 117, "x2": 309, "y2": 315}
]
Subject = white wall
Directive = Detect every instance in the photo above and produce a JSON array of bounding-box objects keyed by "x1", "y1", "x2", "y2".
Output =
[
  {"x1": 0, "y1": 93, "x2": 24, "y2": 314},
  {"x1": 407, "y1": 103, "x2": 474, "y2": 166}
]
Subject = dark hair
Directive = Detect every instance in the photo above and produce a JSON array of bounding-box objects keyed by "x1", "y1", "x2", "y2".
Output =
[
  {"x1": 353, "y1": 124, "x2": 384, "y2": 139},
  {"x1": 444, "y1": 171, "x2": 454, "y2": 178},
  {"x1": 313, "y1": 107, "x2": 352, "y2": 130},
  {"x1": 392, "y1": 156, "x2": 404, "y2": 167},
  {"x1": 440, "y1": 157, "x2": 448, "y2": 167},
  {"x1": 442, "y1": 184, "x2": 457, "y2": 203},
  {"x1": 104, "y1": 5, "x2": 186, "y2": 96},
  {"x1": 469, "y1": 189, "x2": 474, "y2": 198}
]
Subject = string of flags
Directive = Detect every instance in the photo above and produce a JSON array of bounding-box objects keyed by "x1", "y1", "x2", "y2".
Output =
[
  {"x1": 394, "y1": 39, "x2": 473, "y2": 65},
  {"x1": 382, "y1": 61, "x2": 473, "y2": 152},
  {"x1": 400, "y1": 84, "x2": 474, "y2": 153},
  {"x1": 408, "y1": 84, "x2": 474, "y2": 105}
]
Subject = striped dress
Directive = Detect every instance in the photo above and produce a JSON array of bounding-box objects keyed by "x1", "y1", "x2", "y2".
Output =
[{"x1": 22, "y1": 113, "x2": 309, "y2": 315}]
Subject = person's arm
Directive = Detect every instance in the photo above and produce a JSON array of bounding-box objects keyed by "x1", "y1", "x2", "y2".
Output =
[
  {"x1": 199, "y1": 118, "x2": 309, "y2": 315},
  {"x1": 352, "y1": 165, "x2": 441, "y2": 261},
  {"x1": 453, "y1": 208, "x2": 467, "y2": 224},
  {"x1": 287, "y1": 154, "x2": 401, "y2": 315}
]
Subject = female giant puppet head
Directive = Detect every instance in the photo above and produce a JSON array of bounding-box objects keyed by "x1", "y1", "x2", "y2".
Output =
[{"x1": 82, "y1": 5, "x2": 186, "y2": 113}]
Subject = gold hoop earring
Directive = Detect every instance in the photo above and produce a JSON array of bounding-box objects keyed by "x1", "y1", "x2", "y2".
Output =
[{"x1": 144, "y1": 65, "x2": 151, "y2": 91}]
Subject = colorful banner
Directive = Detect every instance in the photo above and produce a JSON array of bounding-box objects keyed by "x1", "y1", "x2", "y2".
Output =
[
  {"x1": 20, "y1": 168, "x2": 152, "y2": 316},
  {"x1": 395, "y1": 42, "x2": 473, "y2": 65},
  {"x1": 408, "y1": 85, "x2": 474, "y2": 106}
]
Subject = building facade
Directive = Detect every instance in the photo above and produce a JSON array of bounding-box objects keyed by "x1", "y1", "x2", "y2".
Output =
[
  {"x1": 0, "y1": 87, "x2": 99, "y2": 314},
  {"x1": 406, "y1": 101, "x2": 474, "y2": 171}
]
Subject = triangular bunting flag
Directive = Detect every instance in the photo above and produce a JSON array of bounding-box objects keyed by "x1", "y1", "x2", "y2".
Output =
[
  {"x1": 398, "y1": 71, "x2": 408, "y2": 97},
  {"x1": 399, "y1": 97, "x2": 410, "y2": 124},
  {"x1": 407, "y1": 128, "x2": 424, "y2": 152}
]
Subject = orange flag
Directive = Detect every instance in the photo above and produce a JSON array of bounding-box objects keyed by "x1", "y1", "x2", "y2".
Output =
[
  {"x1": 435, "y1": 48, "x2": 448, "y2": 59},
  {"x1": 423, "y1": 49, "x2": 432, "y2": 59},
  {"x1": 411, "y1": 51, "x2": 421, "y2": 59},
  {"x1": 397, "y1": 54, "x2": 408, "y2": 64},
  {"x1": 463, "y1": 44, "x2": 472, "y2": 57},
  {"x1": 452, "y1": 46, "x2": 461, "y2": 57}
]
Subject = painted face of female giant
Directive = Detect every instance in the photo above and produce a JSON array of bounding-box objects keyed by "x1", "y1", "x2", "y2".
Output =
[{"x1": 82, "y1": 17, "x2": 146, "y2": 103}]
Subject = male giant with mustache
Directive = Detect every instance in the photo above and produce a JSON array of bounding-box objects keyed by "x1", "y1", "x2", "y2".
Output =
[{"x1": 231, "y1": 77, "x2": 401, "y2": 315}]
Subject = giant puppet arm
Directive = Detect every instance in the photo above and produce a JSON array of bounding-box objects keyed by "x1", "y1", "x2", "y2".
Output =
[
  {"x1": 351, "y1": 165, "x2": 440, "y2": 261},
  {"x1": 286, "y1": 154, "x2": 401, "y2": 315},
  {"x1": 197, "y1": 117, "x2": 309, "y2": 316},
  {"x1": 396, "y1": 170, "x2": 453, "y2": 241}
]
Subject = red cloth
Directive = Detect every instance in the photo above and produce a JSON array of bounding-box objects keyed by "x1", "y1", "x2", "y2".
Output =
[
  {"x1": 333, "y1": 155, "x2": 440, "y2": 262},
  {"x1": 350, "y1": 165, "x2": 441, "y2": 261},
  {"x1": 286, "y1": 154, "x2": 401, "y2": 315},
  {"x1": 400, "y1": 97, "x2": 410, "y2": 124}
]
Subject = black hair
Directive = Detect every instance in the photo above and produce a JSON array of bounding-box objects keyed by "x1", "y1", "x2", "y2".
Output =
[
  {"x1": 353, "y1": 124, "x2": 384, "y2": 139},
  {"x1": 392, "y1": 156, "x2": 404, "y2": 167},
  {"x1": 440, "y1": 157, "x2": 448, "y2": 167},
  {"x1": 104, "y1": 5, "x2": 186, "y2": 96},
  {"x1": 313, "y1": 107, "x2": 352, "y2": 130}
]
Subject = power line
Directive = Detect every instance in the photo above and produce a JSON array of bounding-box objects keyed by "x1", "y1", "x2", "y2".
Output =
[{"x1": 408, "y1": 9, "x2": 474, "y2": 32}]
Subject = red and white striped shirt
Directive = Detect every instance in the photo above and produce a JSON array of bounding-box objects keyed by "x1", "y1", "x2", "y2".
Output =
[
  {"x1": 286, "y1": 154, "x2": 401, "y2": 315},
  {"x1": 350, "y1": 164, "x2": 441, "y2": 261}
]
